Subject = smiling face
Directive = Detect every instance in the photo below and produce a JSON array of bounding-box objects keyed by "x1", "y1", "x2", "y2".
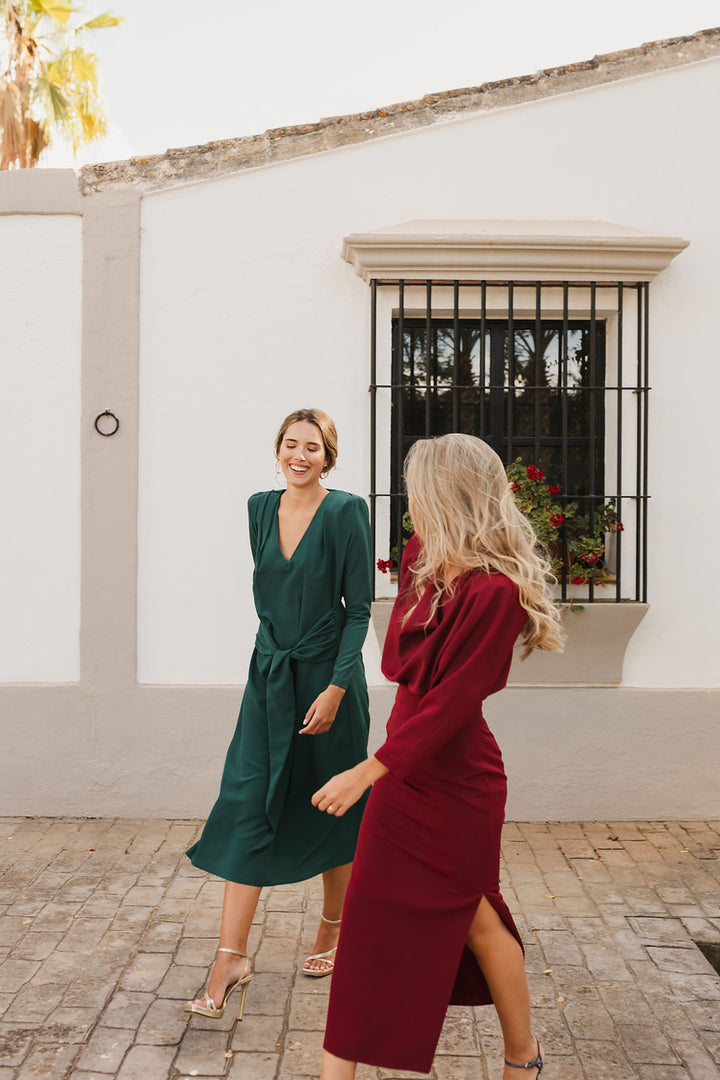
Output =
[{"x1": 278, "y1": 420, "x2": 328, "y2": 489}]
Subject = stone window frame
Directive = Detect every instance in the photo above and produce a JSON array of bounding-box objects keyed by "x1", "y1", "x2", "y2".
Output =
[{"x1": 343, "y1": 220, "x2": 688, "y2": 684}]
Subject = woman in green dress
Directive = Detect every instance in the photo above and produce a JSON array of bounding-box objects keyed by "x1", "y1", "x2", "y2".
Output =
[{"x1": 185, "y1": 409, "x2": 372, "y2": 1020}]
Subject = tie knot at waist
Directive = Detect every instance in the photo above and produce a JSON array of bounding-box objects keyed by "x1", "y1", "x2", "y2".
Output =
[
  {"x1": 255, "y1": 608, "x2": 340, "y2": 665},
  {"x1": 253, "y1": 607, "x2": 343, "y2": 832}
]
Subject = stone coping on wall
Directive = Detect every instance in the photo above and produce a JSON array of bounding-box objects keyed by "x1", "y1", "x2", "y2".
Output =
[
  {"x1": 371, "y1": 600, "x2": 649, "y2": 686},
  {"x1": 77, "y1": 28, "x2": 720, "y2": 195},
  {"x1": 0, "y1": 168, "x2": 81, "y2": 214}
]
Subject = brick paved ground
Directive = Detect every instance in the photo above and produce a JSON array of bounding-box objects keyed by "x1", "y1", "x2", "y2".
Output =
[{"x1": 0, "y1": 818, "x2": 719, "y2": 1080}]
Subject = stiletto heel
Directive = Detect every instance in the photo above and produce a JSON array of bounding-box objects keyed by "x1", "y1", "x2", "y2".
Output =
[
  {"x1": 302, "y1": 912, "x2": 341, "y2": 977},
  {"x1": 505, "y1": 1037, "x2": 543, "y2": 1074},
  {"x1": 236, "y1": 977, "x2": 251, "y2": 1020},
  {"x1": 184, "y1": 947, "x2": 254, "y2": 1019}
]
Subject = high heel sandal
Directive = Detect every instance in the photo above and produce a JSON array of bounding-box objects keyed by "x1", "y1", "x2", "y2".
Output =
[
  {"x1": 505, "y1": 1037, "x2": 543, "y2": 1074},
  {"x1": 184, "y1": 947, "x2": 254, "y2": 1020},
  {"x1": 302, "y1": 913, "x2": 341, "y2": 977}
]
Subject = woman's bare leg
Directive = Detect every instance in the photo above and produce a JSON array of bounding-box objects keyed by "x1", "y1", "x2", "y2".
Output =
[
  {"x1": 189, "y1": 881, "x2": 261, "y2": 1007},
  {"x1": 319, "y1": 1049, "x2": 357, "y2": 1080},
  {"x1": 315, "y1": 868, "x2": 355, "y2": 1074},
  {"x1": 304, "y1": 861, "x2": 352, "y2": 973},
  {"x1": 466, "y1": 896, "x2": 543, "y2": 1078}
]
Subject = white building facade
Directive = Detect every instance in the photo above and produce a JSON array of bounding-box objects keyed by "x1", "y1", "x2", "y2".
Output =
[{"x1": 1, "y1": 30, "x2": 719, "y2": 819}]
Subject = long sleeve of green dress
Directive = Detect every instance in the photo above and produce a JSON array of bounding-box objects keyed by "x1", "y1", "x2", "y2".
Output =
[{"x1": 331, "y1": 495, "x2": 373, "y2": 689}]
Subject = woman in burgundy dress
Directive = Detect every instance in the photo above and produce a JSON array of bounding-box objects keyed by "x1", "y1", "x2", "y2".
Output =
[{"x1": 312, "y1": 433, "x2": 564, "y2": 1079}]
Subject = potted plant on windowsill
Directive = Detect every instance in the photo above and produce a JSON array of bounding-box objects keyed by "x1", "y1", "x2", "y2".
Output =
[
  {"x1": 504, "y1": 460, "x2": 648, "y2": 683},
  {"x1": 373, "y1": 461, "x2": 644, "y2": 682},
  {"x1": 505, "y1": 459, "x2": 623, "y2": 596},
  {"x1": 376, "y1": 555, "x2": 397, "y2": 582},
  {"x1": 377, "y1": 463, "x2": 623, "y2": 593},
  {"x1": 376, "y1": 509, "x2": 415, "y2": 587}
]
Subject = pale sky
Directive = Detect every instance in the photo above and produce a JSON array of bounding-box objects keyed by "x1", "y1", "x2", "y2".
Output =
[{"x1": 43, "y1": 0, "x2": 720, "y2": 168}]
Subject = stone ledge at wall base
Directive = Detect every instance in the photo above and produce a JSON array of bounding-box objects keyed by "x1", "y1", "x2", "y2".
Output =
[{"x1": 371, "y1": 600, "x2": 649, "y2": 687}]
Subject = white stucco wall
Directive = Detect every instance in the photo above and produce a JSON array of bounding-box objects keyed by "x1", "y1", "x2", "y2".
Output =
[
  {"x1": 137, "y1": 57, "x2": 720, "y2": 688},
  {"x1": 0, "y1": 215, "x2": 81, "y2": 681}
]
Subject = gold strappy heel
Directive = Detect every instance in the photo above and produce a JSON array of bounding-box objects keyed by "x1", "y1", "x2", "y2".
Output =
[
  {"x1": 184, "y1": 947, "x2": 254, "y2": 1019},
  {"x1": 302, "y1": 913, "x2": 341, "y2": 977}
]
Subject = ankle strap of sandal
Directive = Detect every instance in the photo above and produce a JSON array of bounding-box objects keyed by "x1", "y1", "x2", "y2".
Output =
[
  {"x1": 217, "y1": 947, "x2": 247, "y2": 956},
  {"x1": 504, "y1": 1038, "x2": 542, "y2": 1071},
  {"x1": 320, "y1": 913, "x2": 342, "y2": 925}
]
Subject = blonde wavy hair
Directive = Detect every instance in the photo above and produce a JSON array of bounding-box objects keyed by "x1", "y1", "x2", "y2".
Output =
[{"x1": 403, "y1": 434, "x2": 564, "y2": 656}]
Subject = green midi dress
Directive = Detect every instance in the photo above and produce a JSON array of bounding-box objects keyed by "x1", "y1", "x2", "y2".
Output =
[{"x1": 186, "y1": 488, "x2": 372, "y2": 887}]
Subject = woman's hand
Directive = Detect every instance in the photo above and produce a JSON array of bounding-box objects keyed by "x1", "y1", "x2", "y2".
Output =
[
  {"x1": 300, "y1": 684, "x2": 345, "y2": 735},
  {"x1": 312, "y1": 757, "x2": 389, "y2": 817}
]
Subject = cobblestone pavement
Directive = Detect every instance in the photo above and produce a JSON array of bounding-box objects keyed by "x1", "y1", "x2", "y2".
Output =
[{"x1": 0, "y1": 819, "x2": 719, "y2": 1080}]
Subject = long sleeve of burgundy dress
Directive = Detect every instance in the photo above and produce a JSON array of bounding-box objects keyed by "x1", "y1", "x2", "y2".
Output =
[{"x1": 323, "y1": 534, "x2": 529, "y2": 1073}]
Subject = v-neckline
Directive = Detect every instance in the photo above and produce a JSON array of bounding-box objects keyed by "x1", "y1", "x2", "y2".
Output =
[{"x1": 276, "y1": 489, "x2": 332, "y2": 564}]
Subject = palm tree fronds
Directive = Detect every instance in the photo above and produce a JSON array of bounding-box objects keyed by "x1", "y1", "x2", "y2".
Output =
[
  {"x1": 33, "y1": 73, "x2": 68, "y2": 123},
  {"x1": 0, "y1": 76, "x2": 46, "y2": 167},
  {"x1": 79, "y1": 105, "x2": 104, "y2": 141},
  {"x1": 0, "y1": 79, "x2": 26, "y2": 167},
  {"x1": 23, "y1": 111, "x2": 47, "y2": 163},
  {"x1": 27, "y1": 0, "x2": 73, "y2": 27},
  {"x1": 2, "y1": 0, "x2": 118, "y2": 166},
  {"x1": 78, "y1": 13, "x2": 123, "y2": 30},
  {"x1": 67, "y1": 46, "x2": 99, "y2": 91}
]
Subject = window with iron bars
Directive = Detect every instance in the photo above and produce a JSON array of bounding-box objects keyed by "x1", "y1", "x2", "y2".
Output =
[{"x1": 369, "y1": 279, "x2": 649, "y2": 603}]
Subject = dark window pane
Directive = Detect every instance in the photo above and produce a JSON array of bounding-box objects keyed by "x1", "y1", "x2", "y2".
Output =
[{"x1": 392, "y1": 317, "x2": 607, "y2": 550}]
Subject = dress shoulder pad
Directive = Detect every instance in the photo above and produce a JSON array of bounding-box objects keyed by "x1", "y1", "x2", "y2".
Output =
[{"x1": 248, "y1": 490, "x2": 280, "y2": 526}]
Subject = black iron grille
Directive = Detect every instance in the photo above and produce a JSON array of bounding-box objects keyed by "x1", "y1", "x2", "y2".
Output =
[{"x1": 369, "y1": 279, "x2": 650, "y2": 603}]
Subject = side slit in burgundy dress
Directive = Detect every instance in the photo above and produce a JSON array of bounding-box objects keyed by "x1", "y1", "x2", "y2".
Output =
[{"x1": 323, "y1": 535, "x2": 529, "y2": 1073}]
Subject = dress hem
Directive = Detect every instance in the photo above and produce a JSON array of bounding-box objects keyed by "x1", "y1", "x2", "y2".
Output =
[
  {"x1": 322, "y1": 1038, "x2": 434, "y2": 1075},
  {"x1": 185, "y1": 845, "x2": 357, "y2": 889}
]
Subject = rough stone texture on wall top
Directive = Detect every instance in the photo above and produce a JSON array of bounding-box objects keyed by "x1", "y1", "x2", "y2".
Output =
[{"x1": 78, "y1": 27, "x2": 720, "y2": 196}]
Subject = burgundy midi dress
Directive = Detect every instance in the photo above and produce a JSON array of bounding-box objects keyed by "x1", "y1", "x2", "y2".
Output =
[{"x1": 323, "y1": 534, "x2": 529, "y2": 1073}]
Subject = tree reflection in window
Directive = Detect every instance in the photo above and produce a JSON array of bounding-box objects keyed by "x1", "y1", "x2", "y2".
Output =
[{"x1": 394, "y1": 319, "x2": 605, "y2": 499}]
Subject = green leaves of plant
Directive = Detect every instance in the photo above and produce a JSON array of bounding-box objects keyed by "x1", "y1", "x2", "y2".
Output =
[{"x1": 507, "y1": 457, "x2": 621, "y2": 586}]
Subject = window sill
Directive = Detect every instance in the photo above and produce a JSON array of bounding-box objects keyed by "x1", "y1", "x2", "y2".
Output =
[
  {"x1": 371, "y1": 600, "x2": 649, "y2": 688},
  {"x1": 509, "y1": 602, "x2": 648, "y2": 686}
]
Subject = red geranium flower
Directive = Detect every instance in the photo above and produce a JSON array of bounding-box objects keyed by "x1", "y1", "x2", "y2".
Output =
[
  {"x1": 580, "y1": 553, "x2": 600, "y2": 565},
  {"x1": 549, "y1": 513, "x2": 565, "y2": 528}
]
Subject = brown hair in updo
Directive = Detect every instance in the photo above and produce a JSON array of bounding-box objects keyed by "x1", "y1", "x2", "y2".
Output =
[{"x1": 274, "y1": 409, "x2": 338, "y2": 475}]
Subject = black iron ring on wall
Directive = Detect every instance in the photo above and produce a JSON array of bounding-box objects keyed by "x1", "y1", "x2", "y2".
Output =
[{"x1": 94, "y1": 411, "x2": 120, "y2": 437}]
